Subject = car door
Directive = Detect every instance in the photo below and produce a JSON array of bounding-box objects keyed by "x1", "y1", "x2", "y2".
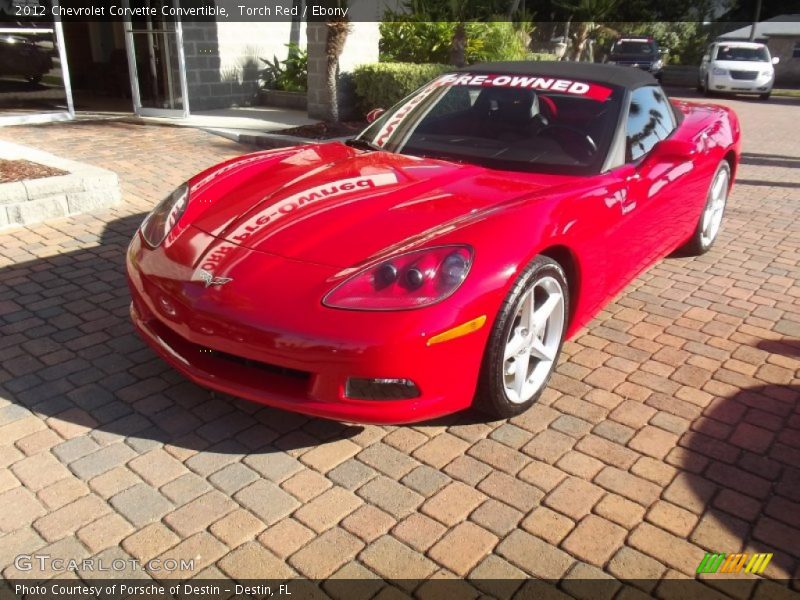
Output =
[
  {"x1": 609, "y1": 86, "x2": 682, "y2": 289},
  {"x1": 699, "y1": 44, "x2": 714, "y2": 83}
]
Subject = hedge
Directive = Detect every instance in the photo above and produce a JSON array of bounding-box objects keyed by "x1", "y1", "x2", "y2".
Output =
[{"x1": 352, "y1": 62, "x2": 451, "y2": 115}]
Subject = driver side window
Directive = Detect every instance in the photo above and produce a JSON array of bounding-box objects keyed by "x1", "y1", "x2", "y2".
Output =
[{"x1": 626, "y1": 86, "x2": 676, "y2": 162}]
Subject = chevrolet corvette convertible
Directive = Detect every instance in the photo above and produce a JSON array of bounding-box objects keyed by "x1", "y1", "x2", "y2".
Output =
[{"x1": 127, "y1": 62, "x2": 740, "y2": 424}]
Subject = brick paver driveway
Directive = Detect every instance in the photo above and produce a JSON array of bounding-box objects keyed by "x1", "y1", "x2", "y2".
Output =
[{"x1": 0, "y1": 95, "x2": 798, "y2": 597}]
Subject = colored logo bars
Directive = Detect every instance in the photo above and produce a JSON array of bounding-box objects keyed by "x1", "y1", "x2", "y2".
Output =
[{"x1": 696, "y1": 552, "x2": 773, "y2": 575}]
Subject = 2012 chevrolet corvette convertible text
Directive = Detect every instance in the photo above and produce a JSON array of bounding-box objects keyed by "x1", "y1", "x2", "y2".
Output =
[{"x1": 127, "y1": 62, "x2": 741, "y2": 424}]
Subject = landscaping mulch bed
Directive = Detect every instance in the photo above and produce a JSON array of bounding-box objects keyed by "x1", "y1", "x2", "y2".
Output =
[
  {"x1": 275, "y1": 120, "x2": 367, "y2": 140},
  {"x1": 0, "y1": 159, "x2": 67, "y2": 184}
]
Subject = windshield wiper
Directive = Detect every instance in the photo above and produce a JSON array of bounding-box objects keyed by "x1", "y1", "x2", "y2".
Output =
[{"x1": 346, "y1": 138, "x2": 382, "y2": 152}]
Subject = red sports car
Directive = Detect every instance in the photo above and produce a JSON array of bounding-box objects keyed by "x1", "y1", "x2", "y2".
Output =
[{"x1": 127, "y1": 62, "x2": 740, "y2": 424}]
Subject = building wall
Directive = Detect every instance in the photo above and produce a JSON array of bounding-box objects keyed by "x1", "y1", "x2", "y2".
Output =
[
  {"x1": 766, "y1": 37, "x2": 800, "y2": 86},
  {"x1": 181, "y1": 21, "x2": 306, "y2": 112}
]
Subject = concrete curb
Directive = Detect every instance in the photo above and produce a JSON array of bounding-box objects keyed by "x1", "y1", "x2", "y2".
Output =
[{"x1": 0, "y1": 141, "x2": 121, "y2": 230}]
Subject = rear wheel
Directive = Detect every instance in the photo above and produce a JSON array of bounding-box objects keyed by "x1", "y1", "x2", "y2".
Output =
[
  {"x1": 477, "y1": 256, "x2": 568, "y2": 418},
  {"x1": 679, "y1": 161, "x2": 730, "y2": 256}
]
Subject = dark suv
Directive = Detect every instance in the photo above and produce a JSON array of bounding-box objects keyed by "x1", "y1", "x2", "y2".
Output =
[{"x1": 606, "y1": 37, "x2": 664, "y2": 81}]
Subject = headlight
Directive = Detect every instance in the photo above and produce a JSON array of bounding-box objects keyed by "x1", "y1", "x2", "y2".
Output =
[
  {"x1": 760, "y1": 70, "x2": 772, "y2": 78},
  {"x1": 139, "y1": 184, "x2": 189, "y2": 247},
  {"x1": 712, "y1": 67, "x2": 727, "y2": 76},
  {"x1": 651, "y1": 59, "x2": 663, "y2": 71},
  {"x1": 323, "y1": 245, "x2": 473, "y2": 310}
]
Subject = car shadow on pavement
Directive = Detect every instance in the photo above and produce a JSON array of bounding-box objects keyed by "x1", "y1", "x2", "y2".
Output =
[
  {"x1": 680, "y1": 340, "x2": 800, "y2": 582},
  {"x1": 0, "y1": 213, "x2": 362, "y2": 456}
]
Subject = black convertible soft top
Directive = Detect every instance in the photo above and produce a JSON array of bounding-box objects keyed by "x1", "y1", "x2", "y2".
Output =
[{"x1": 461, "y1": 61, "x2": 657, "y2": 90}]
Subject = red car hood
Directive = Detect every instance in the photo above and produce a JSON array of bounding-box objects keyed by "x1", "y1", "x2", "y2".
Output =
[{"x1": 186, "y1": 142, "x2": 577, "y2": 267}]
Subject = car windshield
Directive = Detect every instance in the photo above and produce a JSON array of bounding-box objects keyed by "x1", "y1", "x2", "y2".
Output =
[
  {"x1": 612, "y1": 41, "x2": 655, "y2": 55},
  {"x1": 715, "y1": 45, "x2": 769, "y2": 62},
  {"x1": 355, "y1": 72, "x2": 623, "y2": 175}
]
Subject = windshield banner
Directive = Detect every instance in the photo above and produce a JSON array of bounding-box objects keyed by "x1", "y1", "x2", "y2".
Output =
[{"x1": 436, "y1": 73, "x2": 613, "y2": 101}]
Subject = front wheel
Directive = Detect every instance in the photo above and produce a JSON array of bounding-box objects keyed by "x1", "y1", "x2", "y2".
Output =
[
  {"x1": 759, "y1": 92, "x2": 771, "y2": 101},
  {"x1": 678, "y1": 160, "x2": 730, "y2": 256},
  {"x1": 476, "y1": 256, "x2": 569, "y2": 419}
]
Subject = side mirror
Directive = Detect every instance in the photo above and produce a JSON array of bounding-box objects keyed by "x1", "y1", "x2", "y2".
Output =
[
  {"x1": 772, "y1": 56, "x2": 780, "y2": 65},
  {"x1": 366, "y1": 108, "x2": 386, "y2": 123},
  {"x1": 702, "y1": 54, "x2": 710, "y2": 62},
  {"x1": 651, "y1": 139, "x2": 696, "y2": 160}
]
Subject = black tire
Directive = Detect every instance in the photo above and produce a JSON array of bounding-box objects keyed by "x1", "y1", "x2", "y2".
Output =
[
  {"x1": 476, "y1": 255, "x2": 569, "y2": 419},
  {"x1": 27, "y1": 74, "x2": 42, "y2": 84},
  {"x1": 696, "y1": 80, "x2": 704, "y2": 93},
  {"x1": 759, "y1": 92, "x2": 771, "y2": 101},
  {"x1": 678, "y1": 160, "x2": 731, "y2": 256}
]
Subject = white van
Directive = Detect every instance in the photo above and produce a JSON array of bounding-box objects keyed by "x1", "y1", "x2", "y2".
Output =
[{"x1": 698, "y1": 41, "x2": 780, "y2": 100}]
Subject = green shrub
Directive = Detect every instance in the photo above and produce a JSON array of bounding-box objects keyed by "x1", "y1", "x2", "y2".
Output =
[
  {"x1": 260, "y1": 44, "x2": 308, "y2": 92},
  {"x1": 379, "y1": 21, "x2": 541, "y2": 65},
  {"x1": 352, "y1": 62, "x2": 450, "y2": 114}
]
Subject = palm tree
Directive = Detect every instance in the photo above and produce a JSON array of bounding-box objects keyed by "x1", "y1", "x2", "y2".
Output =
[
  {"x1": 556, "y1": 0, "x2": 620, "y2": 61},
  {"x1": 324, "y1": 3, "x2": 351, "y2": 122}
]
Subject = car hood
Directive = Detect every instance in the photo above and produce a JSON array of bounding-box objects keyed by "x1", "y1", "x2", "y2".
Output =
[{"x1": 186, "y1": 142, "x2": 577, "y2": 268}]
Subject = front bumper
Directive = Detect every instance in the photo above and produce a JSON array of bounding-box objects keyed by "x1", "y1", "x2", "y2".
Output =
[
  {"x1": 708, "y1": 72, "x2": 773, "y2": 94},
  {"x1": 126, "y1": 232, "x2": 489, "y2": 424}
]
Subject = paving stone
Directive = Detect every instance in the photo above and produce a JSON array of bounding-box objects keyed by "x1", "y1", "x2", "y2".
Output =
[
  {"x1": 218, "y1": 541, "x2": 295, "y2": 580},
  {"x1": 10, "y1": 451, "x2": 71, "y2": 491},
  {"x1": 68, "y1": 442, "x2": 138, "y2": 480},
  {"x1": 280, "y1": 468, "x2": 332, "y2": 501},
  {"x1": 128, "y1": 448, "x2": 187, "y2": 487},
  {"x1": 0, "y1": 486, "x2": 46, "y2": 533},
  {"x1": 288, "y1": 527, "x2": 364, "y2": 579},
  {"x1": 421, "y1": 481, "x2": 487, "y2": 526},
  {"x1": 293, "y1": 487, "x2": 363, "y2": 533},
  {"x1": 33, "y1": 493, "x2": 110, "y2": 541},
  {"x1": 412, "y1": 433, "x2": 470, "y2": 468},
  {"x1": 561, "y1": 515, "x2": 627, "y2": 567},
  {"x1": 477, "y1": 471, "x2": 543, "y2": 512},
  {"x1": 359, "y1": 535, "x2": 438, "y2": 587},
  {"x1": 520, "y1": 507, "x2": 575, "y2": 544},
  {"x1": 163, "y1": 490, "x2": 237, "y2": 537},
  {"x1": 543, "y1": 477, "x2": 604, "y2": 520},
  {"x1": 258, "y1": 518, "x2": 315, "y2": 559},
  {"x1": 357, "y1": 476, "x2": 424, "y2": 519},
  {"x1": 109, "y1": 483, "x2": 173, "y2": 527},
  {"x1": 428, "y1": 522, "x2": 498, "y2": 576},
  {"x1": 234, "y1": 480, "x2": 300, "y2": 525},
  {"x1": 357, "y1": 443, "x2": 419, "y2": 478},
  {"x1": 392, "y1": 513, "x2": 447, "y2": 552},
  {"x1": 242, "y1": 451, "x2": 303, "y2": 482},
  {"x1": 159, "y1": 472, "x2": 212, "y2": 505},
  {"x1": 299, "y1": 439, "x2": 361, "y2": 473},
  {"x1": 327, "y1": 459, "x2": 378, "y2": 490},
  {"x1": 341, "y1": 504, "x2": 395, "y2": 543},
  {"x1": 209, "y1": 508, "x2": 266, "y2": 548},
  {"x1": 122, "y1": 523, "x2": 180, "y2": 562},
  {"x1": 152, "y1": 532, "x2": 226, "y2": 578},
  {"x1": 496, "y1": 529, "x2": 574, "y2": 579},
  {"x1": 76, "y1": 512, "x2": 134, "y2": 553},
  {"x1": 401, "y1": 465, "x2": 451, "y2": 496}
]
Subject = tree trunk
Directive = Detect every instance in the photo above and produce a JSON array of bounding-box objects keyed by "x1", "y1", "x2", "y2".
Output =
[
  {"x1": 450, "y1": 22, "x2": 467, "y2": 67},
  {"x1": 324, "y1": 18, "x2": 350, "y2": 123}
]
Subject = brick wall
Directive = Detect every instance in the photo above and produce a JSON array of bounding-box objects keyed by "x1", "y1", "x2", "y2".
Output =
[{"x1": 181, "y1": 22, "x2": 305, "y2": 112}]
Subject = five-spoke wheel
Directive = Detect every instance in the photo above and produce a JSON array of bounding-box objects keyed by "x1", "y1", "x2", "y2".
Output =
[{"x1": 478, "y1": 255, "x2": 569, "y2": 418}]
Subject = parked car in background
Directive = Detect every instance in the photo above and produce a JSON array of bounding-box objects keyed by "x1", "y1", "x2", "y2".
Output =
[
  {"x1": 0, "y1": 34, "x2": 53, "y2": 85},
  {"x1": 698, "y1": 41, "x2": 778, "y2": 100},
  {"x1": 605, "y1": 37, "x2": 664, "y2": 81}
]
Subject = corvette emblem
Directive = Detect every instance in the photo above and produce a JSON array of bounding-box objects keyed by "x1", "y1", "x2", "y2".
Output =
[{"x1": 196, "y1": 269, "x2": 233, "y2": 288}]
